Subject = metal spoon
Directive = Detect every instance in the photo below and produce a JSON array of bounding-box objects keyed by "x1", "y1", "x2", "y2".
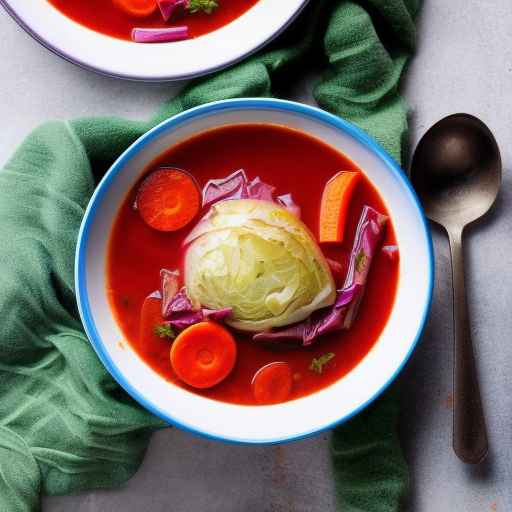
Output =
[{"x1": 411, "y1": 113, "x2": 501, "y2": 464}]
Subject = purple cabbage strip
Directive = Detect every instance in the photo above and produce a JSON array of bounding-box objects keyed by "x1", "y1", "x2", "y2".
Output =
[
  {"x1": 201, "y1": 169, "x2": 300, "y2": 217},
  {"x1": 276, "y1": 193, "x2": 301, "y2": 219},
  {"x1": 253, "y1": 206, "x2": 387, "y2": 346},
  {"x1": 165, "y1": 288, "x2": 195, "y2": 316},
  {"x1": 247, "y1": 176, "x2": 276, "y2": 202},
  {"x1": 202, "y1": 308, "x2": 233, "y2": 322},
  {"x1": 159, "y1": 269, "x2": 232, "y2": 330},
  {"x1": 131, "y1": 26, "x2": 189, "y2": 44},
  {"x1": 202, "y1": 169, "x2": 249, "y2": 209},
  {"x1": 167, "y1": 310, "x2": 204, "y2": 331},
  {"x1": 157, "y1": 0, "x2": 187, "y2": 21},
  {"x1": 160, "y1": 269, "x2": 180, "y2": 318},
  {"x1": 253, "y1": 284, "x2": 362, "y2": 346},
  {"x1": 165, "y1": 307, "x2": 233, "y2": 331},
  {"x1": 342, "y1": 206, "x2": 387, "y2": 329}
]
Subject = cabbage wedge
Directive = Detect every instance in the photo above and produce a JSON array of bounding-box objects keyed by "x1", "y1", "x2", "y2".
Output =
[{"x1": 184, "y1": 200, "x2": 336, "y2": 332}]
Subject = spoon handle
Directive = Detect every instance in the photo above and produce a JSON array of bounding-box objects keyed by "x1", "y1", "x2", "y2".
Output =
[{"x1": 448, "y1": 226, "x2": 488, "y2": 464}]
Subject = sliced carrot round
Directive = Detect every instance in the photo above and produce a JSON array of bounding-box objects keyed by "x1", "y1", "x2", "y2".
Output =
[
  {"x1": 113, "y1": 0, "x2": 158, "y2": 17},
  {"x1": 170, "y1": 322, "x2": 237, "y2": 389},
  {"x1": 252, "y1": 362, "x2": 293, "y2": 405},
  {"x1": 136, "y1": 168, "x2": 200, "y2": 232}
]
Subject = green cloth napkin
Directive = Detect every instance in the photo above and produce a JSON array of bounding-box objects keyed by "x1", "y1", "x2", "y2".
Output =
[{"x1": 0, "y1": 1, "x2": 420, "y2": 510}]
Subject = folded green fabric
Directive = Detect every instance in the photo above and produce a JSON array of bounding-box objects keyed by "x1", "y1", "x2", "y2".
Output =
[{"x1": 0, "y1": 1, "x2": 420, "y2": 510}]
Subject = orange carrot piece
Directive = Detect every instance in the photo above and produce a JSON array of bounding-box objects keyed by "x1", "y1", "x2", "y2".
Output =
[
  {"x1": 319, "y1": 171, "x2": 361, "y2": 244},
  {"x1": 136, "y1": 168, "x2": 200, "y2": 232},
  {"x1": 252, "y1": 362, "x2": 293, "y2": 405},
  {"x1": 170, "y1": 322, "x2": 237, "y2": 389},
  {"x1": 112, "y1": 0, "x2": 157, "y2": 17}
]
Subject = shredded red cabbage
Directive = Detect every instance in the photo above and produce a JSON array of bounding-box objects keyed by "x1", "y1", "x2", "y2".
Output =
[
  {"x1": 157, "y1": 0, "x2": 186, "y2": 21},
  {"x1": 201, "y1": 169, "x2": 301, "y2": 217},
  {"x1": 160, "y1": 269, "x2": 180, "y2": 317},
  {"x1": 165, "y1": 305, "x2": 233, "y2": 331},
  {"x1": 158, "y1": 269, "x2": 232, "y2": 330},
  {"x1": 164, "y1": 288, "x2": 195, "y2": 316},
  {"x1": 131, "y1": 26, "x2": 189, "y2": 44},
  {"x1": 276, "y1": 193, "x2": 301, "y2": 218},
  {"x1": 202, "y1": 170, "x2": 249, "y2": 209},
  {"x1": 247, "y1": 176, "x2": 276, "y2": 202},
  {"x1": 342, "y1": 206, "x2": 387, "y2": 329},
  {"x1": 167, "y1": 309, "x2": 204, "y2": 331},
  {"x1": 202, "y1": 308, "x2": 234, "y2": 322},
  {"x1": 253, "y1": 206, "x2": 387, "y2": 346},
  {"x1": 253, "y1": 283, "x2": 362, "y2": 346}
]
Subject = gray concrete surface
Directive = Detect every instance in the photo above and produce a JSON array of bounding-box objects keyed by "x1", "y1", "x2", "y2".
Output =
[{"x1": 1, "y1": 1, "x2": 511, "y2": 510}]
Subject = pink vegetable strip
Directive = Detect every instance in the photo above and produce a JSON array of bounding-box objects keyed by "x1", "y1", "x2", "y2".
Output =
[
  {"x1": 201, "y1": 169, "x2": 301, "y2": 217},
  {"x1": 253, "y1": 206, "x2": 387, "y2": 346},
  {"x1": 276, "y1": 193, "x2": 301, "y2": 218},
  {"x1": 158, "y1": 270, "x2": 232, "y2": 329},
  {"x1": 253, "y1": 284, "x2": 362, "y2": 346},
  {"x1": 131, "y1": 26, "x2": 189, "y2": 43},
  {"x1": 202, "y1": 170, "x2": 249, "y2": 209},
  {"x1": 165, "y1": 305, "x2": 233, "y2": 330},
  {"x1": 247, "y1": 177, "x2": 276, "y2": 202},
  {"x1": 342, "y1": 206, "x2": 387, "y2": 328},
  {"x1": 160, "y1": 269, "x2": 180, "y2": 317},
  {"x1": 157, "y1": 0, "x2": 187, "y2": 21}
]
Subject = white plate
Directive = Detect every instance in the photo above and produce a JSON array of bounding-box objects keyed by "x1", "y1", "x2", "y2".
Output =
[
  {"x1": 1, "y1": 0, "x2": 309, "y2": 81},
  {"x1": 76, "y1": 99, "x2": 434, "y2": 444}
]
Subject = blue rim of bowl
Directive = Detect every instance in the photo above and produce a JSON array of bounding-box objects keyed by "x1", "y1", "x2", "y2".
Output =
[
  {"x1": 0, "y1": 0, "x2": 309, "y2": 82},
  {"x1": 75, "y1": 98, "x2": 434, "y2": 444}
]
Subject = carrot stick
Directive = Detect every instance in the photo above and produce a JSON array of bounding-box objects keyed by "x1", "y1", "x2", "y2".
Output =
[
  {"x1": 252, "y1": 362, "x2": 293, "y2": 405},
  {"x1": 319, "y1": 171, "x2": 360, "y2": 244},
  {"x1": 136, "y1": 168, "x2": 200, "y2": 232},
  {"x1": 170, "y1": 322, "x2": 237, "y2": 389},
  {"x1": 113, "y1": 0, "x2": 158, "y2": 17}
]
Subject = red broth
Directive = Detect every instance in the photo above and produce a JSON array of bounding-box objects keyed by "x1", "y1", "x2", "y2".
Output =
[
  {"x1": 107, "y1": 124, "x2": 399, "y2": 405},
  {"x1": 48, "y1": 0, "x2": 259, "y2": 41}
]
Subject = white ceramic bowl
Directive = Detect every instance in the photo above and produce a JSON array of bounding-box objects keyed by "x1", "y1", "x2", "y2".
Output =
[
  {"x1": 1, "y1": 0, "x2": 308, "y2": 81},
  {"x1": 76, "y1": 99, "x2": 434, "y2": 444}
]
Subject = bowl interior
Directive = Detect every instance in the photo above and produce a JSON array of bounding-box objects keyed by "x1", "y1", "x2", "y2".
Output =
[
  {"x1": 2, "y1": 0, "x2": 308, "y2": 80},
  {"x1": 76, "y1": 99, "x2": 433, "y2": 443}
]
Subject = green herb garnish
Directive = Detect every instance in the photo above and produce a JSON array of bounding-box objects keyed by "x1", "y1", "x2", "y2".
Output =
[
  {"x1": 310, "y1": 353, "x2": 335, "y2": 374},
  {"x1": 355, "y1": 249, "x2": 367, "y2": 273},
  {"x1": 188, "y1": 0, "x2": 219, "y2": 14},
  {"x1": 153, "y1": 324, "x2": 176, "y2": 339}
]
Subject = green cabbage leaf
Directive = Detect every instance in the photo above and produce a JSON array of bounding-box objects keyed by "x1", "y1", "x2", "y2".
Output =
[{"x1": 184, "y1": 200, "x2": 336, "y2": 332}]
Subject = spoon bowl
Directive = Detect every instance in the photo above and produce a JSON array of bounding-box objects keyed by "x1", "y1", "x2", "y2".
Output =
[
  {"x1": 412, "y1": 114, "x2": 501, "y2": 229},
  {"x1": 411, "y1": 113, "x2": 501, "y2": 465}
]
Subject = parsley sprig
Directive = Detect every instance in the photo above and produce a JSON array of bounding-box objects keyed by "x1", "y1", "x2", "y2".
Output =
[
  {"x1": 154, "y1": 324, "x2": 176, "y2": 339},
  {"x1": 188, "y1": 0, "x2": 219, "y2": 15},
  {"x1": 310, "y1": 353, "x2": 335, "y2": 374}
]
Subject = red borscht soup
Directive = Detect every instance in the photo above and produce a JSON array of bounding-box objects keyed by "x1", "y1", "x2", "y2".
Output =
[
  {"x1": 48, "y1": 0, "x2": 260, "y2": 42},
  {"x1": 107, "y1": 124, "x2": 399, "y2": 405}
]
